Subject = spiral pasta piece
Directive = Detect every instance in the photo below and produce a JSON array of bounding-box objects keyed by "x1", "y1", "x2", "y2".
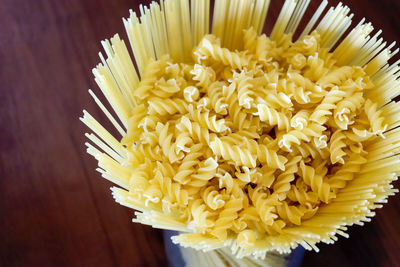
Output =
[
  {"x1": 273, "y1": 156, "x2": 302, "y2": 199},
  {"x1": 183, "y1": 86, "x2": 200, "y2": 102},
  {"x1": 210, "y1": 137, "x2": 257, "y2": 168},
  {"x1": 189, "y1": 157, "x2": 219, "y2": 187},
  {"x1": 155, "y1": 168, "x2": 189, "y2": 206},
  {"x1": 175, "y1": 132, "x2": 193, "y2": 154},
  {"x1": 329, "y1": 130, "x2": 347, "y2": 164},
  {"x1": 244, "y1": 139, "x2": 287, "y2": 170},
  {"x1": 156, "y1": 122, "x2": 184, "y2": 163},
  {"x1": 190, "y1": 199, "x2": 216, "y2": 234},
  {"x1": 287, "y1": 182, "x2": 319, "y2": 206},
  {"x1": 249, "y1": 187, "x2": 280, "y2": 226},
  {"x1": 334, "y1": 92, "x2": 364, "y2": 129},
  {"x1": 364, "y1": 99, "x2": 388, "y2": 136},
  {"x1": 194, "y1": 35, "x2": 250, "y2": 69},
  {"x1": 276, "y1": 201, "x2": 305, "y2": 225},
  {"x1": 211, "y1": 197, "x2": 243, "y2": 240},
  {"x1": 236, "y1": 229, "x2": 257, "y2": 249},
  {"x1": 291, "y1": 141, "x2": 330, "y2": 160},
  {"x1": 202, "y1": 186, "x2": 226, "y2": 210},
  {"x1": 153, "y1": 77, "x2": 181, "y2": 98},
  {"x1": 234, "y1": 71, "x2": 255, "y2": 109},
  {"x1": 256, "y1": 104, "x2": 290, "y2": 130},
  {"x1": 304, "y1": 53, "x2": 328, "y2": 82},
  {"x1": 122, "y1": 104, "x2": 147, "y2": 145},
  {"x1": 188, "y1": 104, "x2": 229, "y2": 133},
  {"x1": 255, "y1": 34, "x2": 279, "y2": 61},
  {"x1": 328, "y1": 154, "x2": 367, "y2": 190},
  {"x1": 279, "y1": 123, "x2": 326, "y2": 151},
  {"x1": 317, "y1": 66, "x2": 354, "y2": 86},
  {"x1": 176, "y1": 116, "x2": 213, "y2": 145},
  {"x1": 278, "y1": 79, "x2": 311, "y2": 104},
  {"x1": 290, "y1": 110, "x2": 310, "y2": 130},
  {"x1": 190, "y1": 64, "x2": 216, "y2": 88},
  {"x1": 148, "y1": 97, "x2": 188, "y2": 116},
  {"x1": 216, "y1": 170, "x2": 238, "y2": 195},
  {"x1": 299, "y1": 161, "x2": 332, "y2": 203},
  {"x1": 134, "y1": 56, "x2": 169, "y2": 100},
  {"x1": 310, "y1": 87, "x2": 347, "y2": 124},
  {"x1": 207, "y1": 81, "x2": 228, "y2": 114},
  {"x1": 227, "y1": 102, "x2": 252, "y2": 131},
  {"x1": 264, "y1": 92, "x2": 293, "y2": 109},
  {"x1": 129, "y1": 161, "x2": 152, "y2": 195}
]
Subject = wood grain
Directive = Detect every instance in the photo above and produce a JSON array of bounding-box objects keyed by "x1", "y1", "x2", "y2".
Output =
[{"x1": 0, "y1": 0, "x2": 398, "y2": 266}]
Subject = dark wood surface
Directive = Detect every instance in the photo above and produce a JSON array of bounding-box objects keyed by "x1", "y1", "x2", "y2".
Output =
[{"x1": 0, "y1": 0, "x2": 399, "y2": 266}]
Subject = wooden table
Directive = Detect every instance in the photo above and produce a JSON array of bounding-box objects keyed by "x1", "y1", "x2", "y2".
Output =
[{"x1": 0, "y1": 0, "x2": 399, "y2": 266}]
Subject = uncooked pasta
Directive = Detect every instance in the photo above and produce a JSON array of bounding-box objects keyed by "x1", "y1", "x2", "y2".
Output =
[{"x1": 81, "y1": 0, "x2": 400, "y2": 260}]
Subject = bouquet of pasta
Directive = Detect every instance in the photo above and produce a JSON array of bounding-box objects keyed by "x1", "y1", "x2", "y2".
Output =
[{"x1": 81, "y1": 0, "x2": 399, "y2": 264}]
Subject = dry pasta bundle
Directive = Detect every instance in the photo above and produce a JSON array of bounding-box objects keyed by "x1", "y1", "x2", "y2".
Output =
[{"x1": 81, "y1": 0, "x2": 400, "y2": 260}]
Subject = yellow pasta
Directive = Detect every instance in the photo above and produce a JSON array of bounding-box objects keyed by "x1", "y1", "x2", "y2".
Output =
[{"x1": 81, "y1": 0, "x2": 400, "y2": 261}]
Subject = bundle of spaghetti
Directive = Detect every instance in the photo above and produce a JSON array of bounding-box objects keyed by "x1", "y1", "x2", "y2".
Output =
[{"x1": 81, "y1": 0, "x2": 400, "y2": 261}]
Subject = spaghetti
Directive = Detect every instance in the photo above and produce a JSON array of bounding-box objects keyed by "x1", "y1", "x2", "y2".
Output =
[{"x1": 81, "y1": 0, "x2": 400, "y2": 260}]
